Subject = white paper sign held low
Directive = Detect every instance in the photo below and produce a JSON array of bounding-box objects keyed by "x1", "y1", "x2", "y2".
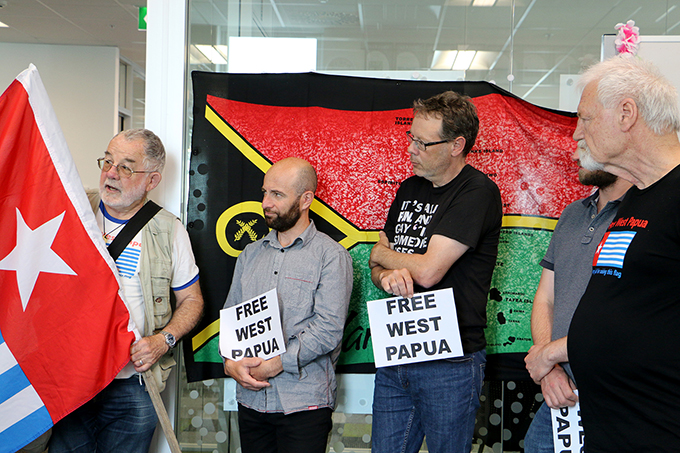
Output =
[
  {"x1": 219, "y1": 288, "x2": 286, "y2": 361},
  {"x1": 551, "y1": 391, "x2": 584, "y2": 453}
]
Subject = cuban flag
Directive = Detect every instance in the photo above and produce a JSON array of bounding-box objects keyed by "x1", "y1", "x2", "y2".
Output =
[
  {"x1": 593, "y1": 231, "x2": 637, "y2": 269},
  {"x1": 0, "y1": 65, "x2": 138, "y2": 452}
]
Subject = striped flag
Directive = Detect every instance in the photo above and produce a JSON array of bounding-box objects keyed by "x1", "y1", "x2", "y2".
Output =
[
  {"x1": 593, "y1": 231, "x2": 637, "y2": 269},
  {"x1": 0, "y1": 65, "x2": 138, "y2": 452}
]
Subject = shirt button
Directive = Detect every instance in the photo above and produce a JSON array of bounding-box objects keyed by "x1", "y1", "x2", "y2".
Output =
[
  {"x1": 274, "y1": 271, "x2": 278, "y2": 275},
  {"x1": 591, "y1": 214, "x2": 595, "y2": 219},
  {"x1": 589, "y1": 227, "x2": 594, "y2": 232},
  {"x1": 280, "y1": 249, "x2": 285, "y2": 253}
]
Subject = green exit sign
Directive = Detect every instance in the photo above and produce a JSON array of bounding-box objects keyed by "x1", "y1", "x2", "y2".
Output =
[{"x1": 138, "y1": 6, "x2": 147, "y2": 31}]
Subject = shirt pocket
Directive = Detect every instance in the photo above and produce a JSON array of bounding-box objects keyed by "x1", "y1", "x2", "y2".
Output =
[
  {"x1": 278, "y1": 270, "x2": 318, "y2": 327},
  {"x1": 150, "y1": 260, "x2": 172, "y2": 328}
]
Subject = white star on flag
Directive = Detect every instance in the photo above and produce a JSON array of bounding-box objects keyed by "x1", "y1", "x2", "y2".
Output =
[{"x1": 0, "y1": 208, "x2": 76, "y2": 311}]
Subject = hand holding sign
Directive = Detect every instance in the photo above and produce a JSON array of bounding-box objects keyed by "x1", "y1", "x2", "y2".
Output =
[
  {"x1": 551, "y1": 391, "x2": 584, "y2": 453},
  {"x1": 367, "y1": 288, "x2": 463, "y2": 367},
  {"x1": 220, "y1": 288, "x2": 286, "y2": 361},
  {"x1": 224, "y1": 357, "x2": 271, "y2": 390}
]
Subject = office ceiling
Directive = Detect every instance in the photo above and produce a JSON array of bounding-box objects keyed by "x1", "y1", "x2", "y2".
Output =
[
  {"x1": 3, "y1": 0, "x2": 680, "y2": 107},
  {"x1": 0, "y1": 0, "x2": 146, "y2": 68}
]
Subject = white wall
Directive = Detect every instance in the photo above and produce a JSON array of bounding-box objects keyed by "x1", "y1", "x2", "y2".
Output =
[
  {"x1": 145, "y1": 2, "x2": 189, "y2": 451},
  {"x1": 0, "y1": 43, "x2": 119, "y2": 189},
  {"x1": 144, "y1": 0, "x2": 188, "y2": 220}
]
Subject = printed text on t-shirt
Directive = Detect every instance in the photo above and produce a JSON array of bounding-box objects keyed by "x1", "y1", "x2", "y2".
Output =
[{"x1": 393, "y1": 200, "x2": 439, "y2": 254}]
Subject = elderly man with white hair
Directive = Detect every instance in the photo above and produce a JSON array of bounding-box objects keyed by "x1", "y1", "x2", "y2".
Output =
[{"x1": 530, "y1": 54, "x2": 680, "y2": 452}]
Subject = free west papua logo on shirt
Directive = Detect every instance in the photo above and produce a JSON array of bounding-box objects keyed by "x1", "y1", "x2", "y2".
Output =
[
  {"x1": 102, "y1": 218, "x2": 142, "y2": 279},
  {"x1": 591, "y1": 216, "x2": 649, "y2": 278}
]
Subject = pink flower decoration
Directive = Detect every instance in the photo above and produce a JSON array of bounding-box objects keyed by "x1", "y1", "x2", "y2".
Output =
[{"x1": 615, "y1": 20, "x2": 640, "y2": 55}]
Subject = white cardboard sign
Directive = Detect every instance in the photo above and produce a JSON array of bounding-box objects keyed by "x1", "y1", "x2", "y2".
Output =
[
  {"x1": 219, "y1": 288, "x2": 286, "y2": 361},
  {"x1": 551, "y1": 392, "x2": 584, "y2": 453},
  {"x1": 366, "y1": 288, "x2": 463, "y2": 367}
]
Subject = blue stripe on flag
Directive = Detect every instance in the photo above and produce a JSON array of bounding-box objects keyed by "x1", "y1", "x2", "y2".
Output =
[
  {"x1": 120, "y1": 248, "x2": 141, "y2": 258},
  {"x1": 0, "y1": 363, "x2": 30, "y2": 405},
  {"x1": 119, "y1": 249, "x2": 140, "y2": 258},
  {"x1": 0, "y1": 329, "x2": 52, "y2": 453},
  {"x1": 117, "y1": 256, "x2": 138, "y2": 265},
  {"x1": 0, "y1": 404, "x2": 52, "y2": 453},
  {"x1": 596, "y1": 231, "x2": 636, "y2": 268},
  {"x1": 116, "y1": 265, "x2": 136, "y2": 278}
]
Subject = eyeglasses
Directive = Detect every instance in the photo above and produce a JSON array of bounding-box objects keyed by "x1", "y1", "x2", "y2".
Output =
[
  {"x1": 97, "y1": 157, "x2": 155, "y2": 178},
  {"x1": 406, "y1": 131, "x2": 451, "y2": 152}
]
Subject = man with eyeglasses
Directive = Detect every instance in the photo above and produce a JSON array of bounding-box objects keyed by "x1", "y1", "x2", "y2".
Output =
[
  {"x1": 369, "y1": 91, "x2": 502, "y2": 453},
  {"x1": 50, "y1": 129, "x2": 204, "y2": 453}
]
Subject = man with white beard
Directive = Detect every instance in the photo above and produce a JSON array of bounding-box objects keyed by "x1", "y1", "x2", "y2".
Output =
[
  {"x1": 532, "y1": 55, "x2": 680, "y2": 452},
  {"x1": 50, "y1": 129, "x2": 204, "y2": 452}
]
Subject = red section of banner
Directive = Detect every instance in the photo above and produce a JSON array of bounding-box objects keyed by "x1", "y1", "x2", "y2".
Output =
[
  {"x1": 472, "y1": 93, "x2": 588, "y2": 218},
  {"x1": 208, "y1": 95, "x2": 411, "y2": 229},
  {"x1": 0, "y1": 76, "x2": 135, "y2": 422},
  {"x1": 208, "y1": 93, "x2": 590, "y2": 230}
]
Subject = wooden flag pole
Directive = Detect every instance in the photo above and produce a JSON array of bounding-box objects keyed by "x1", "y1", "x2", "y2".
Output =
[{"x1": 142, "y1": 370, "x2": 182, "y2": 453}]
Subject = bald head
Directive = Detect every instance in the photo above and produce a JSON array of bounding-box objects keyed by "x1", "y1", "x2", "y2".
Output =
[
  {"x1": 262, "y1": 157, "x2": 317, "y2": 238},
  {"x1": 269, "y1": 157, "x2": 318, "y2": 196}
]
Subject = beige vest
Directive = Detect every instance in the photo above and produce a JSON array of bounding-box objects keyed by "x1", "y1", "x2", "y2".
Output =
[{"x1": 87, "y1": 190, "x2": 177, "y2": 391}]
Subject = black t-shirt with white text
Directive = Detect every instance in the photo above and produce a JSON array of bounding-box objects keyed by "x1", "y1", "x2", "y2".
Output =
[{"x1": 384, "y1": 164, "x2": 502, "y2": 353}]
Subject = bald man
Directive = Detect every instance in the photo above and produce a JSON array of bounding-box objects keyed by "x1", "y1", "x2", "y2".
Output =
[{"x1": 223, "y1": 158, "x2": 353, "y2": 453}]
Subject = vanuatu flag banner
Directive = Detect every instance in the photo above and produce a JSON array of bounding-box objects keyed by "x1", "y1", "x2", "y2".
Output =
[{"x1": 184, "y1": 72, "x2": 590, "y2": 382}]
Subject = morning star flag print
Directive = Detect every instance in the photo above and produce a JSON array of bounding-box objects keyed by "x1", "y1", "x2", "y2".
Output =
[
  {"x1": 0, "y1": 65, "x2": 137, "y2": 452},
  {"x1": 593, "y1": 231, "x2": 637, "y2": 269}
]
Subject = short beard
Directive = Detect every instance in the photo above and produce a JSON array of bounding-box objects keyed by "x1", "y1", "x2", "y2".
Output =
[
  {"x1": 265, "y1": 197, "x2": 301, "y2": 232},
  {"x1": 577, "y1": 140, "x2": 605, "y2": 172},
  {"x1": 579, "y1": 168, "x2": 618, "y2": 189},
  {"x1": 99, "y1": 178, "x2": 148, "y2": 212}
]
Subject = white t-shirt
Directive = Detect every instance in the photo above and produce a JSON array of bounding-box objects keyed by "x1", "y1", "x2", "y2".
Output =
[{"x1": 97, "y1": 203, "x2": 200, "y2": 378}]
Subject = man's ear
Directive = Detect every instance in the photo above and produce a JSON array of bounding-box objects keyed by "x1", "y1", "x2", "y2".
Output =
[
  {"x1": 450, "y1": 137, "x2": 466, "y2": 157},
  {"x1": 146, "y1": 172, "x2": 162, "y2": 192},
  {"x1": 300, "y1": 190, "x2": 314, "y2": 210},
  {"x1": 619, "y1": 97, "x2": 638, "y2": 132}
]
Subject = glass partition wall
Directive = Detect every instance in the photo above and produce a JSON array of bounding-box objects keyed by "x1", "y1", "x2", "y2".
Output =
[{"x1": 178, "y1": 1, "x2": 680, "y2": 452}]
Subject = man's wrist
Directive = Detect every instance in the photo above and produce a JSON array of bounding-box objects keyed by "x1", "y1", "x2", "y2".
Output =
[
  {"x1": 160, "y1": 330, "x2": 177, "y2": 349},
  {"x1": 371, "y1": 242, "x2": 387, "y2": 264},
  {"x1": 545, "y1": 340, "x2": 564, "y2": 364}
]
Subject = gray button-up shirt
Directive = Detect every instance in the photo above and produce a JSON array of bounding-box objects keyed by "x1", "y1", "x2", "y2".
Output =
[
  {"x1": 224, "y1": 220, "x2": 353, "y2": 414},
  {"x1": 540, "y1": 189, "x2": 624, "y2": 382}
]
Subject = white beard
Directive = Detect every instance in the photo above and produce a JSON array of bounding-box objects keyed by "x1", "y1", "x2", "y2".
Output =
[
  {"x1": 100, "y1": 178, "x2": 148, "y2": 213},
  {"x1": 577, "y1": 140, "x2": 605, "y2": 171}
]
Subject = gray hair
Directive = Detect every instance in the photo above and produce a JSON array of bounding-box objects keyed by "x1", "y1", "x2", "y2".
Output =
[
  {"x1": 114, "y1": 128, "x2": 166, "y2": 173},
  {"x1": 578, "y1": 55, "x2": 680, "y2": 135}
]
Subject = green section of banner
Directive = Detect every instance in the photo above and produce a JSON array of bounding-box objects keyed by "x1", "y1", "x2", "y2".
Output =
[
  {"x1": 338, "y1": 244, "x2": 387, "y2": 367},
  {"x1": 194, "y1": 336, "x2": 222, "y2": 363},
  {"x1": 485, "y1": 228, "x2": 552, "y2": 354},
  {"x1": 191, "y1": 243, "x2": 385, "y2": 367},
  {"x1": 192, "y1": 228, "x2": 552, "y2": 366}
]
